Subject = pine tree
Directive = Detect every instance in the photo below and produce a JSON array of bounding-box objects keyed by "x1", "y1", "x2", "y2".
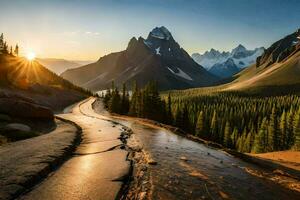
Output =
[
  {"x1": 279, "y1": 110, "x2": 287, "y2": 149},
  {"x1": 103, "y1": 88, "x2": 111, "y2": 108},
  {"x1": 231, "y1": 127, "x2": 239, "y2": 147},
  {"x1": 175, "y1": 107, "x2": 183, "y2": 129},
  {"x1": 253, "y1": 117, "x2": 268, "y2": 153},
  {"x1": 14, "y1": 44, "x2": 19, "y2": 56},
  {"x1": 167, "y1": 93, "x2": 173, "y2": 124},
  {"x1": 108, "y1": 87, "x2": 121, "y2": 113},
  {"x1": 223, "y1": 121, "x2": 232, "y2": 147},
  {"x1": 195, "y1": 111, "x2": 205, "y2": 137},
  {"x1": 210, "y1": 110, "x2": 218, "y2": 141},
  {"x1": 121, "y1": 83, "x2": 129, "y2": 114},
  {"x1": 244, "y1": 133, "x2": 252, "y2": 153},
  {"x1": 9, "y1": 46, "x2": 13, "y2": 55},
  {"x1": 268, "y1": 106, "x2": 278, "y2": 151},
  {"x1": 237, "y1": 129, "x2": 247, "y2": 152},
  {"x1": 286, "y1": 107, "x2": 295, "y2": 148},
  {"x1": 182, "y1": 105, "x2": 190, "y2": 132},
  {"x1": 129, "y1": 81, "x2": 138, "y2": 116},
  {"x1": 3, "y1": 42, "x2": 8, "y2": 54},
  {"x1": 293, "y1": 108, "x2": 300, "y2": 150},
  {"x1": 0, "y1": 33, "x2": 3, "y2": 53}
]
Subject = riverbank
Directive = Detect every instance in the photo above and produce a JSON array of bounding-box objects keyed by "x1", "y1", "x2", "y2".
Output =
[{"x1": 92, "y1": 98, "x2": 300, "y2": 194}]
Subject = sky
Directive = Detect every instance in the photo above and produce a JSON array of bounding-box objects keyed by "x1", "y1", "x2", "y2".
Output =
[{"x1": 0, "y1": 0, "x2": 300, "y2": 60}]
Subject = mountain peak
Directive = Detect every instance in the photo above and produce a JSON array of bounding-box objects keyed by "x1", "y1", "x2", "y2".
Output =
[
  {"x1": 148, "y1": 26, "x2": 172, "y2": 40},
  {"x1": 231, "y1": 44, "x2": 246, "y2": 54},
  {"x1": 127, "y1": 37, "x2": 138, "y2": 49}
]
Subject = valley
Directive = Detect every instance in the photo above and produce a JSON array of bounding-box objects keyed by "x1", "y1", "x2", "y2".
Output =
[{"x1": 1, "y1": 1, "x2": 300, "y2": 199}]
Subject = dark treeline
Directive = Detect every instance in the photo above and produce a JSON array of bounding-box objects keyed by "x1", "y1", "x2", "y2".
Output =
[
  {"x1": 167, "y1": 92, "x2": 300, "y2": 153},
  {"x1": 103, "y1": 81, "x2": 171, "y2": 123},
  {"x1": 103, "y1": 83, "x2": 300, "y2": 153}
]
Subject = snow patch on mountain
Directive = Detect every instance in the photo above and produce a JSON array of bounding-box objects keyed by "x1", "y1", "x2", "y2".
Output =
[
  {"x1": 167, "y1": 67, "x2": 193, "y2": 81},
  {"x1": 167, "y1": 67, "x2": 175, "y2": 73},
  {"x1": 292, "y1": 41, "x2": 299, "y2": 45},
  {"x1": 156, "y1": 47, "x2": 161, "y2": 55},
  {"x1": 177, "y1": 68, "x2": 193, "y2": 81}
]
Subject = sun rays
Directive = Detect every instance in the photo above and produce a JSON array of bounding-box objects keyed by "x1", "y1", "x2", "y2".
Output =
[{"x1": 6, "y1": 56, "x2": 42, "y2": 89}]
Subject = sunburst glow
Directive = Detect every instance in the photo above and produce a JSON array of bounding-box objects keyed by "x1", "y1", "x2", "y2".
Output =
[{"x1": 26, "y1": 52, "x2": 36, "y2": 61}]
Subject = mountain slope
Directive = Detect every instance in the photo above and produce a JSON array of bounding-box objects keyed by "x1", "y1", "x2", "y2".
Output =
[{"x1": 61, "y1": 26, "x2": 218, "y2": 91}]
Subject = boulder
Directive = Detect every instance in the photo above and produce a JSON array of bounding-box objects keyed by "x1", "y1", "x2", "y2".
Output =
[
  {"x1": 1, "y1": 123, "x2": 37, "y2": 141},
  {"x1": 4, "y1": 123, "x2": 31, "y2": 132},
  {"x1": 0, "y1": 98, "x2": 54, "y2": 120}
]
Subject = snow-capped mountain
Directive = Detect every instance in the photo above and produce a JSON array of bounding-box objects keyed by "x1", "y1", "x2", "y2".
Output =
[
  {"x1": 209, "y1": 58, "x2": 240, "y2": 78},
  {"x1": 61, "y1": 26, "x2": 218, "y2": 91},
  {"x1": 192, "y1": 45, "x2": 264, "y2": 70}
]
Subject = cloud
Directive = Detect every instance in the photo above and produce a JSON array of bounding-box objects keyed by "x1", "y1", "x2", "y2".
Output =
[{"x1": 85, "y1": 31, "x2": 100, "y2": 36}]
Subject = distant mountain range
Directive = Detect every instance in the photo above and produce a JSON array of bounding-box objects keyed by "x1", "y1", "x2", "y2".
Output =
[
  {"x1": 37, "y1": 58, "x2": 94, "y2": 75},
  {"x1": 61, "y1": 26, "x2": 218, "y2": 91},
  {"x1": 192, "y1": 45, "x2": 264, "y2": 78}
]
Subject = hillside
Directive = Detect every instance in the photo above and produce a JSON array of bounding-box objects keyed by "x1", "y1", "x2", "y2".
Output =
[
  {"x1": 61, "y1": 26, "x2": 218, "y2": 91},
  {"x1": 224, "y1": 29, "x2": 300, "y2": 94},
  {"x1": 0, "y1": 54, "x2": 88, "y2": 110}
]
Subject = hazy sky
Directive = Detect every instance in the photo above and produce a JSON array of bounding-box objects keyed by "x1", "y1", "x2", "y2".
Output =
[{"x1": 1, "y1": 0, "x2": 299, "y2": 60}]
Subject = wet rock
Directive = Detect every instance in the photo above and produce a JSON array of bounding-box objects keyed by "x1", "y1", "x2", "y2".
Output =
[{"x1": 4, "y1": 123, "x2": 31, "y2": 132}]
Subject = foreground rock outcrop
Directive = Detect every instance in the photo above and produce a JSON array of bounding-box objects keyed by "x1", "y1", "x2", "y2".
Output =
[{"x1": 0, "y1": 98, "x2": 54, "y2": 120}]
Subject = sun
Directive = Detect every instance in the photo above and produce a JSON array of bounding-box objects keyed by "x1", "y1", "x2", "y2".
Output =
[{"x1": 26, "y1": 52, "x2": 36, "y2": 61}]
